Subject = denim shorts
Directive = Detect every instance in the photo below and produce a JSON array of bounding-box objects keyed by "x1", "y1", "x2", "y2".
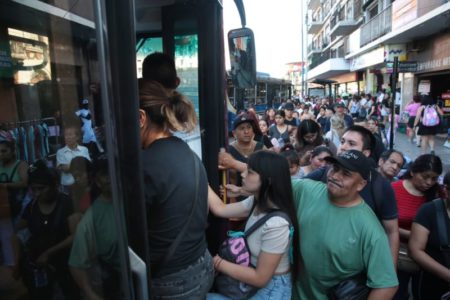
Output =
[
  {"x1": 150, "y1": 249, "x2": 214, "y2": 299},
  {"x1": 207, "y1": 273, "x2": 292, "y2": 300}
]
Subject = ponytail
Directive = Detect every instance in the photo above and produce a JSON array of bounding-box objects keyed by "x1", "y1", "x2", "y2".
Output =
[{"x1": 139, "y1": 79, "x2": 197, "y2": 133}]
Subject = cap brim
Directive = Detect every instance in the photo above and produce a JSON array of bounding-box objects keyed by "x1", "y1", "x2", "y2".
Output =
[{"x1": 324, "y1": 156, "x2": 360, "y2": 174}]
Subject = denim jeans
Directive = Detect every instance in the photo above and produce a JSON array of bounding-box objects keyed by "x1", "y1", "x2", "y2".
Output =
[
  {"x1": 207, "y1": 273, "x2": 292, "y2": 300},
  {"x1": 150, "y1": 249, "x2": 214, "y2": 299}
]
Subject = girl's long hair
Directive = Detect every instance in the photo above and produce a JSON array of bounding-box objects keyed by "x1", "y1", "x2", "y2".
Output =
[
  {"x1": 247, "y1": 150, "x2": 301, "y2": 281},
  {"x1": 295, "y1": 119, "x2": 323, "y2": 149}
]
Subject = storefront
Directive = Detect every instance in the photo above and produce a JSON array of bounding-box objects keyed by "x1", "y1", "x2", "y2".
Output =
[
  {"x1": 408, "y1": 32, "x2": 450, "y2": 132},
  {"x1": 329, "y1": 71, "x2": 364, "y2": 97}
]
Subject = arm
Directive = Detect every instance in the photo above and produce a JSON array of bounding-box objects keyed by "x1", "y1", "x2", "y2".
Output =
[
  {"x1": 214, "y1": 251, "x2": 283, "y2": 288},
  {"x1": 409, "y1": 223, "x2": 450, "y2": 283},
  {"x1": 218, "y1": 151, "x2": 247, "y2": 173},
  {"x1": 413, "y1": 107, "x2": 423, "y2": 127},
  {"x1": 436, "y1": 106, "x2": 444, "y2": 116},
  {"x1": 70, "y1": 267, "x2": 104, "y2": 300},
  {"x1": 382, "y1": 219, "x2": 400, "y2": 266},
  {"x1": 56, "y1": 150, "x2": 70, "y2": 172},
  {"x1": 207, "y1": 186, "x2": 251, "y2": 219},
  {"x1": 367, "y1": 287, "x2": 397, "y2": 300}
]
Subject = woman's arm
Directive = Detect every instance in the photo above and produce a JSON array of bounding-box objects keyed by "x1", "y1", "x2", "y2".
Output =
[
  {"x1": 413, "y1": 106, "x2": 423, "y2": 127},
  {"x1": 214, "y1": 251, "x2": 283, "y2": 288},
  {"x1": 436, "y1": 105, "x2": 444, "y2": 116},
  {"x1": 409, "y1": 222, "x2": 450, "y2": 283},
  {"x1": 208, "y1": 186, "x2": 250, "y2": 219}
]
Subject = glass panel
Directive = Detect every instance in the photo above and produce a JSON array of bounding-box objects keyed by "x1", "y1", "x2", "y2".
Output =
[
  {"x1": 136, "y1": 37, "x2": 163, "y2": 78},
  {"x1": 173, "y1": 34, "x2": 202, "y2": 158},
  {"x1": 0, "y1": 1, "x2": 129, "y2": 299}
]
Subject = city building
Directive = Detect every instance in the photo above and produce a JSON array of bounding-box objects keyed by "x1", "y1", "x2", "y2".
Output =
[{"x1": 306, "y1": 0, "x2": 450, "y2": 115}]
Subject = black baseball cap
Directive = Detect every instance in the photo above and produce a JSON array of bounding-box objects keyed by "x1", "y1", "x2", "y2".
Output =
[
  {"x1": 284, "y1": 102, "x2": 295, "y2": 110},
  {"x1": 233, "y1": 113, "x2": 254, "y2": 130},
  {"x1": 324, "y1": 150, "x2": 371, "y2": 180}
]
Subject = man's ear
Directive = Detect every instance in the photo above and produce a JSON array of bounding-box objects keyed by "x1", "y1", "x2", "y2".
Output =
[
  {"x1": 357, "y1": 178, "x2": 367, "y2": 192},
  {"x1": 139, "y1": 109, "x2": 147, "y2": 128},
  {"x1": 175, "y1": 77, "x2": 181, "y2": 88},
  {"x1": 363, "y1": 149, "x2": 371, "y2": 157}
]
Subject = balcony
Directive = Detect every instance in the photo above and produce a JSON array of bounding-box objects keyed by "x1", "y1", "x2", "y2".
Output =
[
  {"x1": 307, "y1": 57, "x2": 350, "y2": 81},
  {"x1": 307, "y1": 17, "x2": 325, "y2": 34},
  {"x1": 330, "y1": 18, "x2": 362, "y2": 37},
  {"x1": 360, "y1": 5, "x2": 392, "y2": 47},
  {"x1": 308, "y1": 0, "x2": 321, "y2": 11},
  {"x1": 307, "y1": 44, "x2": 324, "y2": 57}
]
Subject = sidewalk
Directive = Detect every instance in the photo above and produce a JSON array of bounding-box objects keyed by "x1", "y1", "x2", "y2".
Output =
[{"x1": 392, "y1": 131, "x2": 450, "y2": 173}]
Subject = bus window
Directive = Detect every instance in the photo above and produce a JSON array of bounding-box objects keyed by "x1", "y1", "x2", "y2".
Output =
[
  {"x1": 0, "y1": 1, "x2": 133, "y2": 299},
  {"x1": 136, "y1": 37, "x2": 163, "y2": 77}
]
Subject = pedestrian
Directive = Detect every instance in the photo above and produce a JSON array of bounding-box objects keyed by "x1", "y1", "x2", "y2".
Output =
[
  {"x1": 258, "y1": 119, "x2": 274, "y2": 149},
  {"x1": 392, "y1": 154, "x2": 443, "y2": 300},
  {"x1": 409, "y1": 170, "x2": 450, "y2": 299},
  {"x1": 268, "y1": 110, "x2": 290, "y2": 149},
  {"x1": 414, "y1": 95, "x2": 444, "y2": 154},
  {"x1": 377, "y1": 149, "x2": 404, "y2": 182},
  {"x1": 292, "y1": 150, "x2": 398, "y2": 299},
  {"x1": 404, "y1": 95, "x2": 421, "y2": 145},
  {"x1": 208, "y1": 150, "x2": 300, "y2": 300},
  {"x1": 138, "y1": 79, "x2": 213, "y2": 298}
]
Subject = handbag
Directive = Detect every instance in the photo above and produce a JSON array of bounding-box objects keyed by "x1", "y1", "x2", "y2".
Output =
[
  {"x1": 398, "y1": 242, "x2": 420, "y2": 273},
  {"x1": 214, "y1": 210, "x2": 292, "y2": 300},
  {"x1": 327, "y1": 274, "x2": 370, "y2": 300}
]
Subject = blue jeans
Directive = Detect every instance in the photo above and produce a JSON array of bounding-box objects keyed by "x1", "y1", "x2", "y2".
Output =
[
  {"x1": 208, "y1": 273, "x2": 292, "y2": 300},
  {"x1": 150, "y1": 249, "x2": 214, "y2": 299}
]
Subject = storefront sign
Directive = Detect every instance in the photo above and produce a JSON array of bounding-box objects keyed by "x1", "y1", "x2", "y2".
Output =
[
  {"x1": 418, "y1": 80, "x2": 430, "y2": 95},
  {"x1": 350, "y1": 47, "x2": 385, "y2": 71},
  {"x1": 409, "y1": 32, "x2": 450, "y2": 73},
  {"x1": 398, "y1": 61, "x2": 417, "y2": 73}
]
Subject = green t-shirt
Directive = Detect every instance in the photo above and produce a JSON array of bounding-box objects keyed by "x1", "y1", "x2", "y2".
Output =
[
  {"x1": 292, "y1": 179, "x2": 398, "y2": 300},
  {"x1": 69, "y1": 197, "x2": 120, "y2": 270}
]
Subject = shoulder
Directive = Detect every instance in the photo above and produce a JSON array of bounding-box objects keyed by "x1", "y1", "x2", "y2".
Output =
[
  {"x1": 414, "y1": 201, "x2": 436, "y2": 228},
  {"x1": 292, "y1": 178, "x2": 326, "y2": 194}
]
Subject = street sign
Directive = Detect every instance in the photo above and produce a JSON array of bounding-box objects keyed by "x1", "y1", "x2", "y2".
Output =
[{"x1": 398, "y1": 61, "x2": 417, "y2": 73}]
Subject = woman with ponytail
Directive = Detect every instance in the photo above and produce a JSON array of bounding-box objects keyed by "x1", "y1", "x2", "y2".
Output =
[{"x1": 138, "y1": 79, "x2": 214, "y2": 298}]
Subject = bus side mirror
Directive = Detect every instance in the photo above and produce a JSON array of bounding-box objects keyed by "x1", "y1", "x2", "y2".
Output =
[{"x1": 228, "y1": 27, "x2": 256, "y2": 89}]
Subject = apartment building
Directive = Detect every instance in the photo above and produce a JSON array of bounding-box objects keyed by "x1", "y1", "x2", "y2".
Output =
[{"x1": 306, "y1": 0, "x2": 450, "y2": 113}]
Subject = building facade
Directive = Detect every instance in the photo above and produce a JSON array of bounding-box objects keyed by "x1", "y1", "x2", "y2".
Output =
[{"x1": 306, "y1": 0, "x2": 450, "y2": 115}]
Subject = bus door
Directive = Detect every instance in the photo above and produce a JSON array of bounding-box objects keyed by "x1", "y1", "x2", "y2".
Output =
[{"x1": 0, "y1": 0, "x2": 147, "y2": 299}]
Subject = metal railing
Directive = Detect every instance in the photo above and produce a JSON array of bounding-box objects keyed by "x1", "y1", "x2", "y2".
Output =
[{"x1": 360, "y1": 5, "x2": 392, "y2": 47}]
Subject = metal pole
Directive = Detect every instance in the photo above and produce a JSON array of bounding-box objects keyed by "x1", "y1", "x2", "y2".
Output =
[
  {"x1": 389, "y1": 56, "x2": 398, "y2": 150},
  {"x1": 301, "y1": 1, "x2": 305, "y2": 98}
]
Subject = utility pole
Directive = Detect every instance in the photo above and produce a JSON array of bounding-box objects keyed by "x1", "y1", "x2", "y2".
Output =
[
  {"x1": 390, "y1": 56, "x2": 398, "y2": 150},
  {"x1": 301, "y1": 0, "x2": 305, "y2": 98}
]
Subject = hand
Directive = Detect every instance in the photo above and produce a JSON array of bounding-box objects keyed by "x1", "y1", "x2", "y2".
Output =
[
  {"x1": 218, "y1": 151, "x2": 236, "y2": 170},
  {"x1": 223, "y1": 184, "x2": 242, "y2": 198},
  {"x1": 36, "y1": 252, "x2": 49, "y2": 267}
]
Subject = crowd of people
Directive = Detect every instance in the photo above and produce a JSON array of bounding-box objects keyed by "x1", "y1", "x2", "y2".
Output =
[{"x1": 0, "y1": 51, "x2": 449, "y2": 300}]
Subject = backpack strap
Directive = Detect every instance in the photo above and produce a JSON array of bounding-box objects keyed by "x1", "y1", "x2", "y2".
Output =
[
  {"x1": 244, "y1": 210, "x2": 292, "y2": 238},
  {"x1": 432, "y1": 199, "x2": 450, "y2": 268}
]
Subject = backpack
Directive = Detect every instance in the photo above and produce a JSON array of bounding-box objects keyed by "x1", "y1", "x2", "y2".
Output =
[
  {"x1": 422, "y1": 105, "x2": 440, "y2": 127},
  {"x1": 214, "y1": 210, "x2": 292, "y2": 300}
]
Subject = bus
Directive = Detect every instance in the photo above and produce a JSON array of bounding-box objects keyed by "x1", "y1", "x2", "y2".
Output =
[
  {"x1": 0, "y1": 0, "x2": 240, "y2": 299},
  {"x1": 227, "y1": 72, "x2": 292, "y2": 113}
]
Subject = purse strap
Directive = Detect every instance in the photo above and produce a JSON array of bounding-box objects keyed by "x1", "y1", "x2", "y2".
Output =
[
  {"x1": 244, "y1": 210, "x2": 291, "y2": 238},
  {"x1": 152, "y1": 150, "x2": 201, "y2": 276},
  {"x1": 432, "y1": 198, "x2": 450, "y2": 268}
]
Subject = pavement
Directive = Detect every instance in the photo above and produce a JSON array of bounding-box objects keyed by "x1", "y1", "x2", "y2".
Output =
[{"x1": 392, "y1": 131, "x2": 450, "y2": 173}]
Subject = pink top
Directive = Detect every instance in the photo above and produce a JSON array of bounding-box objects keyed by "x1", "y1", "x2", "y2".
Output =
[{"x1": 405, "y1": 102, "x2": 421, "y2": 117}]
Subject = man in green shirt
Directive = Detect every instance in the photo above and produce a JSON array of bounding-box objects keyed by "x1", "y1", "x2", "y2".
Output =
[{"x1": 292, "y1": 150, "x2": 398, "y2": 299}]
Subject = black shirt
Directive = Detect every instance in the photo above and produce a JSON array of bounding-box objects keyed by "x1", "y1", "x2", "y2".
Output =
[
  {"x1": 414, "y1": 200, "x2": 450, "y2": 268},
  {"x1": 306, "y1": 166, "x2": 398, "y2": 221},
  {"x1": 22, "y1": 193, "x2": 73, "y2": 260},
  {"x1": 142, "y1": 136, "x2": 208, "y2": 277}
]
